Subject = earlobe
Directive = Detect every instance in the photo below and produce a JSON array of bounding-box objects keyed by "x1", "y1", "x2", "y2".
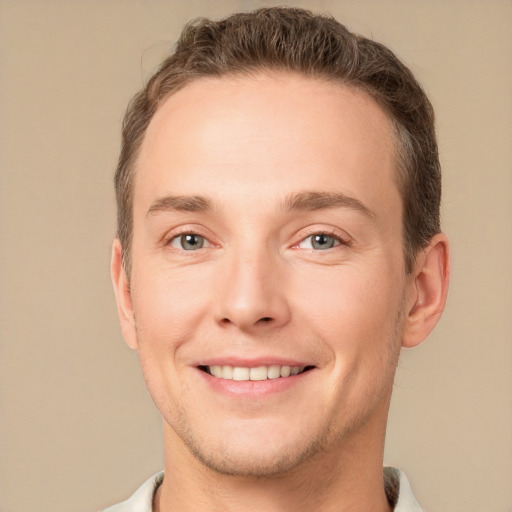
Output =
[
  {"x1": 402, "y1": 233, "x2": 450, "y2": 348},
  {"x1": 111, "y1": 239, "x2": 138, "y2": 350}
]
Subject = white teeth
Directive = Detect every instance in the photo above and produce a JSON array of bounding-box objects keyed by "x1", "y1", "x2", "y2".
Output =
[
  {"x1": 250, "y1": 366, "x2": 267, "y2": 381},
  {"x1": 232, "y1": 367, "x2": 250, "y2": 381},
  {"x1": 221, "y1": 365, "x2": 233, "y2": 379},
  {"x1": 280, "y1": 365, "x2": 291, "y2": 377},
  {"x1": 205, "y1": 364, "x2": 308, "y2": 381},
  {"x1": 267, "y1": 365, "x2": 281, "y2": 379}
]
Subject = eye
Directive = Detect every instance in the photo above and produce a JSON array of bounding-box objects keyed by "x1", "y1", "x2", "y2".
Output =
[
  {"x1": 298, "y1": 233, "x2": 341, "y2": 250},
  {"x1": 169, "y1": 233, "x2": 208, "y2": 251}
]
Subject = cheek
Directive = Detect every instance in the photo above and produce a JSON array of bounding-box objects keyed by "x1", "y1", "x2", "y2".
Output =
[
  {"x1": 131, "y1": 265, "x2": 213, "y2": 345},
  {"x1": 294, "y1": 264, "x2": 405, "y2": 363},
  {"x1": 130, "y1": 266, "x2": 213, "y2": 420}
]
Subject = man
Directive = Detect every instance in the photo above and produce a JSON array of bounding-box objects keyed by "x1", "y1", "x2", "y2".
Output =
[{"x1": 106, "y1": 7, "x2": 449, "y2": 512}]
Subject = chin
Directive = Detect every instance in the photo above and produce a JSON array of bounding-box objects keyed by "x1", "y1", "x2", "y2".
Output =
[
  {"x1": 170, "y1": 414, "x2": 338, "y2": 479},
  {"x1": 186, "y1": 437, "x2": 329, "y2": 478}
]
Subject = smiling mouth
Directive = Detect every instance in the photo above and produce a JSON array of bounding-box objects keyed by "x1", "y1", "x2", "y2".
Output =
[{"x1": 199, "y1": 365, "x2": 315, "y2": 381}]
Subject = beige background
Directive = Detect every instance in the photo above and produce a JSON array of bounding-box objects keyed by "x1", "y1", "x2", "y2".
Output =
[{"x1": 0, "y1": 1, "x2": 511, "y2": 511}]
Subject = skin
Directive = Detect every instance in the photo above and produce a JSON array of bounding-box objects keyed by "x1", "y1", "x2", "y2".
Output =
[{"x1": 111, "y1": 72, "x2": 449, "y2": 512}]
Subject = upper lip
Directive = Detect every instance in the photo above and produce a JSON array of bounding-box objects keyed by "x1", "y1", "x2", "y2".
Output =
[{"x1": 194, "y1": 357, "x2": 313, "y2": 368}]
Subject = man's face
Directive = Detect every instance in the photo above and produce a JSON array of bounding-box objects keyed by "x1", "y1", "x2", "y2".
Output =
[{"x1": 116, "y1": 73, "x2": 416, "y2": 476}]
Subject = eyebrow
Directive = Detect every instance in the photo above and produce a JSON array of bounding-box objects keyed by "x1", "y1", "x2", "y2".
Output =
[
  {"x1": 146, "y1": 191, "x2": 375, "y2": 218},
  {"x1": 147, "y1": 195, "x2": 213, "y2": 216},
  {"x1": 283, "y1": 191, "x2": 375, "y2": 218}
]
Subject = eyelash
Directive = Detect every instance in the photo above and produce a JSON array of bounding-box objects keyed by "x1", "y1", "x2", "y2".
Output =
[
  {"x1": 165, "y1": 228, "x2": 350, "y2": 252},
  {"x1": 293, "y1": 229, "x2": 350, "y2": 251},
  {"x1": 165, "y1": 230, "x2": 212, "y2": 251}
]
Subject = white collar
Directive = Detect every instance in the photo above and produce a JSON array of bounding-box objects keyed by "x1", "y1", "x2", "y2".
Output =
[{"x1": 102, "y1": 467, "x2": 423, "y2": 511}]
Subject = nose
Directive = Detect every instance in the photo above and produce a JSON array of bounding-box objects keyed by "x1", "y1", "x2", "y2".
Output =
[{"x1": 214, "y1": 244, "x2": 291, "y2": 332}]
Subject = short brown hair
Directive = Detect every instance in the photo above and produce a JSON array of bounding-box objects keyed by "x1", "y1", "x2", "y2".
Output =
[{"x1": 115, "y1": 7, "x2": 441, "y2": 274}]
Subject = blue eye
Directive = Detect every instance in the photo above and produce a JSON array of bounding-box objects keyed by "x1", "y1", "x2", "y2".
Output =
[
  {"x1": 299, "y1": 233, "x2": 341, "y2": 250},
  {"x1": 170, "y1": 234, "x2": 206, "y2": 250}
]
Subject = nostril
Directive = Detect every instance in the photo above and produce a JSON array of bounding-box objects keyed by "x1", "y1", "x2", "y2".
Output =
[{"x1": 219, "y1": 315, "x2": 276, "y2": 327}]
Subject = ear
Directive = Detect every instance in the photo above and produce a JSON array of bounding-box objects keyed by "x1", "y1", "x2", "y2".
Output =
[
  {"x1": 111, "y1": 239, "x2": 138, "y2": 350},
  {"x1": 402, "y1": 233, "x2": 450, "y2": 348}
]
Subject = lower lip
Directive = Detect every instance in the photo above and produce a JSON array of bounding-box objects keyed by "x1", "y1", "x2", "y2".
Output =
[{"x1": 195, "y1": 368, "x2": 313, "y2": 397}]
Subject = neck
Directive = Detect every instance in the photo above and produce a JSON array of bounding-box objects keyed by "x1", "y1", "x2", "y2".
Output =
[{"x1": 155, "y1": 399, "x2": 392, "y2": 512}]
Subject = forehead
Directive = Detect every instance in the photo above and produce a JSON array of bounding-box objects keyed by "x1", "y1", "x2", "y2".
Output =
[{"x1": 135, "y1": 72, "x2": 399, "y2": 217}]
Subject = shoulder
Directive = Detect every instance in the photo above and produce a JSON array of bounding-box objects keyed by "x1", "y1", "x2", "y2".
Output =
[
  {"x1": 100, "y1": 472, "x2": 164, "y2": 512},
  {"x1": 384, "y1": 467, "x2": 425, "y2": 512}
]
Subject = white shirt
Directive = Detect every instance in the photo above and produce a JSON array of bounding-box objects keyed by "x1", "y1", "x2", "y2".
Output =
[{"x1": 101, "y1": 467, "x2": 424, "y2": 512}]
